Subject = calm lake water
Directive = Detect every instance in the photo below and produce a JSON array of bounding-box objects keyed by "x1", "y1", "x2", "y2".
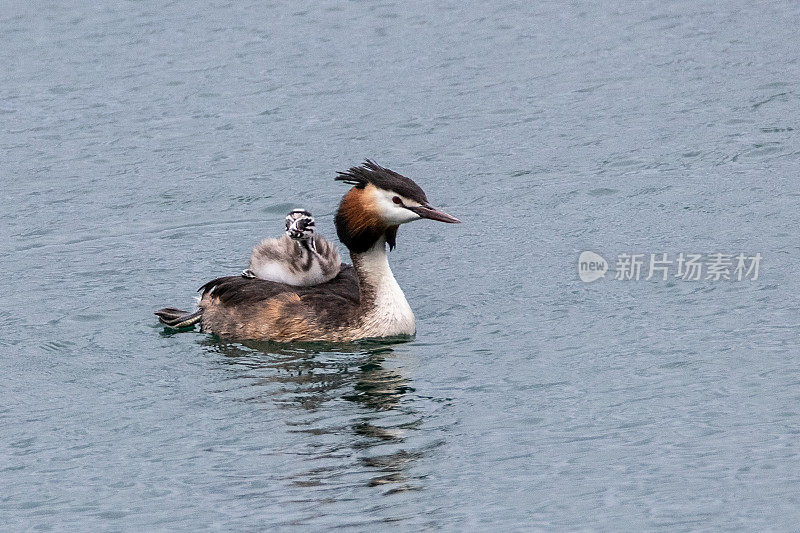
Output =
[{"x1": 3, "y1": 1, "x2": 800, "y2": 530}]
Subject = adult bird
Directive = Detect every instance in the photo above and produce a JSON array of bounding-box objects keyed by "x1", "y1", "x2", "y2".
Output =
[{"x1": 155, "y1": 160, "x2": 460, "y2": 342}]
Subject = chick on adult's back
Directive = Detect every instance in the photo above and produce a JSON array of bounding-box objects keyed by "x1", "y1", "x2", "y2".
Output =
[{"x1": 243, "y1": 209, "x2": 341, "y2": 287}]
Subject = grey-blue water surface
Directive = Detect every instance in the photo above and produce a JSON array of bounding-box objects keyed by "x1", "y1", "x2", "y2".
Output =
[{"x1": 3, "y1": 1, "x2": 800, "y2": 530}]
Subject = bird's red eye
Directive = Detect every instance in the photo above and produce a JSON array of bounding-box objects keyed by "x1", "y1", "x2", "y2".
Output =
[{"x1": 392, "y1": 196, "x2": 403, "y2": 205}]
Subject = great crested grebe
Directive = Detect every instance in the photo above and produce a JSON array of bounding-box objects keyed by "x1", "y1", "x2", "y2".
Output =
[
  {"x1": 241, "y1": 208, "x2": 341, "y2": 286},
  {"x1": 155, "y1": 160, "x2": 460, "y2": 342}
]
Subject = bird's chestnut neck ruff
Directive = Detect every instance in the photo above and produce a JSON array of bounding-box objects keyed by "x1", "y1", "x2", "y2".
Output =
[{"x1": 335, "y1": 186, "x2": 399, "y2": 254}]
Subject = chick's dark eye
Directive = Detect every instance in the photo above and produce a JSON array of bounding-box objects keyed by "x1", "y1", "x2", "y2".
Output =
[{"x1": 392, "y1": 196, "x2": 403, "y2": 205}]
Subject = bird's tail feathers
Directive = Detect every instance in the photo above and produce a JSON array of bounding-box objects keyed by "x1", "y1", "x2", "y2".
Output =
[{"x1": 154, "y1": 307, "x2": 202, "y2": 328}]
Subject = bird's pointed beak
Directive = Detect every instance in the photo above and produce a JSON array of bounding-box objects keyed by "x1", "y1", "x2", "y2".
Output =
[{"x1": 407, "y1": 204, "x2": 461, "y2": 223}]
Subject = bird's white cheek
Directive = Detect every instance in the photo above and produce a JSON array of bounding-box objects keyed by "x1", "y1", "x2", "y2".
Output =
[
  {"x1": 384, "y1": 207, "x2": 420, "y2": 225},
  {"x1": 374, "y1": 196, "x2": 419, "y2": 224}
]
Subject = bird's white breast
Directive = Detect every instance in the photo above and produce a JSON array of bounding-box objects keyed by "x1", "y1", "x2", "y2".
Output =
[{"x1": 353, "y1": 244, "x2": 416, "y2": 338}]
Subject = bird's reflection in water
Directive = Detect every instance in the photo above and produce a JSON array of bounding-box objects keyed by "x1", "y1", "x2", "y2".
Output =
[{"x1": 201, "y1": 336, "x2": 439, "y2": 495}]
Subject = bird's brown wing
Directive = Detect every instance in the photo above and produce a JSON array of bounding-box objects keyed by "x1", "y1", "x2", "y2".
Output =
[
  {"x1": 198, "y1": 263, "x2": 358, "y2": 305},
  {"x1": 196, "y1": 264, "x2": 361, "y2": 341}
]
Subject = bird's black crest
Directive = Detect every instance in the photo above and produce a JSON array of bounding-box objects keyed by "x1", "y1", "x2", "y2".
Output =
[{"x1": 335, "y1": 160, "x2": 428, "y2": 204}]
